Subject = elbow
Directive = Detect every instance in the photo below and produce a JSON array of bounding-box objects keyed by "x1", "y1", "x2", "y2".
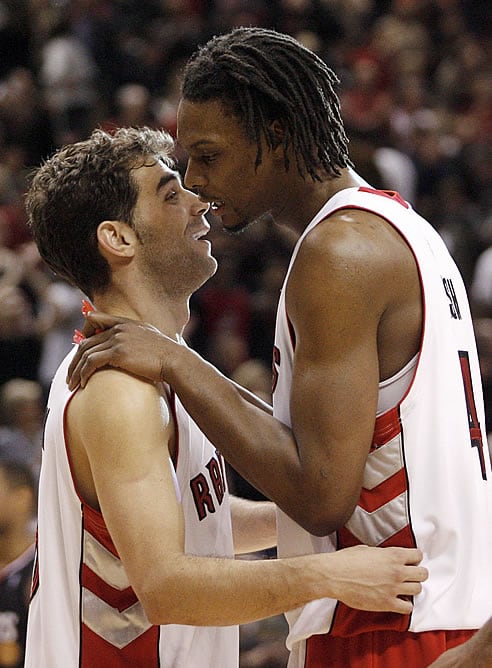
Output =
[
  {"x1": 134, "y1": 580, "x2": 182, "y2": 626},
  {"x1": 294, "y1": 500, "x2": 356, "y2": 537},
  {"x1": 143, "y1": 603, "x2": 163, "y2": 627},
  {"x1": 140, "y1": 592, "x2": 182, "y2": 627},
  {"x1": 138, "y1": 589, "x2": 167, "y2": 626}
]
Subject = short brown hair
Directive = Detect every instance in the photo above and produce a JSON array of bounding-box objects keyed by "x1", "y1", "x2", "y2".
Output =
[{"x1": 26, "y1": 127, "x2": 175, "y2": 299}]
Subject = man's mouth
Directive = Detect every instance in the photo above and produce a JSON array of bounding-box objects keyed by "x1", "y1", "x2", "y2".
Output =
[
  {"x1": 210, "y1": 200, "x2": 225, "y2": 214},
  {"x1": 192, "y1": 228, "x2": 209, "y2": 241}
]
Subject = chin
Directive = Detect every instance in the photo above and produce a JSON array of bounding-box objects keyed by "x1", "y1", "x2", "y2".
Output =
[{"x1": 222, "y1": 217, "x2": 257, "y2": 236}]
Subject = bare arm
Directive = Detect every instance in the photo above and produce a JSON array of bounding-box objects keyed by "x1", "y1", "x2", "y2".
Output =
[
  {"x1": 427, "y1": 617, "x2": 492, "y2": 667},
  {"x1": 66, "y1": 369, "x2": 427, "y2": 626},
  {"x1": 230, "y1": 496, "x2": 276, "y2": 554},
  {"x1": 67, "y1": 212, "x2": 419, "y2": 534}
]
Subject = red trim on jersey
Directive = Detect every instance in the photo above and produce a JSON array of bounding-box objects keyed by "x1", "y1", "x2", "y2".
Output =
[
  {"x1": 338, "y1": 521, "x2": 416, "y2": 550},
  {"x1": 358, "y1": 467, "x2": 407, "y2": 513},
  {"x1": 283, "y1": 302, "x2": 296, "y2": 353},
  {"x1": 83, "y1": 503, "x2": 119, "y2": 556},
  {"x1": 329, "y1": 602, "x2": 411, "y2": 638},
  {"x1": 372, "y1": 406, "x2": 401, "y2": 447},
  {"x1": 81, "y1": 564, "x2": 138, "y2": 611},
  {"x1": 305, "y1": 628, "x2": 475, "y2": 667},
  {"x1": 381, "y1": 523, "x2": 416, "y2": 548},
  {"x1": 357, "y1": 187, "x2": 409, "y2": 209},
  {"x1": 81, "y1": 621, "x2": 160, "y2": 668}
]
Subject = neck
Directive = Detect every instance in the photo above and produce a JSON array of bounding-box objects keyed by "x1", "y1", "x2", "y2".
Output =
[
  {"x1": 275, "y1": 167, "x2": 366, "y2": 235},
  {"x1": 94, "y1": 283, "x2": 190, "y2": 340}
]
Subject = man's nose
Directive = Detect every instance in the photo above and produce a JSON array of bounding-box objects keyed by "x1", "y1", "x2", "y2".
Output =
[
  {"x1": 190, "y1": 191, "x2": 210, "y2": 216},
  {"x1": 184, "y1": 160, "x2": 207, "y2": 192}
]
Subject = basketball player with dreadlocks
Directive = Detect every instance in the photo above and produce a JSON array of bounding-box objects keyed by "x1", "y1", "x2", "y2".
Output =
[{"x1": 68, "y1": 28, "x2": 492, "y2": 667}]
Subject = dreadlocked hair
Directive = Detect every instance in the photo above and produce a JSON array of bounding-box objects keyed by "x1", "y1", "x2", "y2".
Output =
[{"x1": 182, "y1": 27, "x2": 353, "y2": 181}]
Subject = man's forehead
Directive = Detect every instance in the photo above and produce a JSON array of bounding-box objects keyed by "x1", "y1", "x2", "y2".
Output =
[
  {"x1": 134, "y1": 160, "x2": 180, "y2": 189},
  {"x1": 177, "y1": 99, "x2": 239, "y2": 147}
]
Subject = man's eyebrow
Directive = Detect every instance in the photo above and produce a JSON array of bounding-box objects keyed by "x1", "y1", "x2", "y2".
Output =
[
  {"x1": 187, "y1": 140, "x2": 216, "y2": 150},
  {"x1": 156, "y1": 170, "x2": 181, "y2": 193}
]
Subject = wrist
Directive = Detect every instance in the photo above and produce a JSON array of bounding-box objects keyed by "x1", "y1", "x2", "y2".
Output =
[{"x1": 158, "y1": 339, "x2": 191, "y2": 385}]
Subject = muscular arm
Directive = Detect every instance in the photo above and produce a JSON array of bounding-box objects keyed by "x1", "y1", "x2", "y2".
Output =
[
  {"x1": 65, "y1": 369, "x2": 427, "y2": 625},
  {"x1": 68, "y1": 212, "x2": 420, "y2": 535}
]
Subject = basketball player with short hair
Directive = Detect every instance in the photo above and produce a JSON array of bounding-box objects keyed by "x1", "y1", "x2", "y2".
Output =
[
  {"x1": 24, "y1": 126, "x2": 427, "y2": 668},
  {"x1": 67, "y1": 28, "x2": 492, "y2": 667}
]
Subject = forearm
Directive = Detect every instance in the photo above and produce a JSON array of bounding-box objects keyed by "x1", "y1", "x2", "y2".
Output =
[
  {"x1": 231, "y1": 379, "x2": 273, "y2": 414},
  {"x1": 165, "y1": 346, "x2": 301, "y2": 511},
  {"x1": 143, "y1": 549, "x2": 344, "y2": 626},
  {"x1": 230, "y1": 496, "x2": 276, "y2": 554},
  {"x1": 142, "y1": 552, "x2": 319, "y2": 626},
  {"x1": 140, "y1": 544, "x2": 425, "y2": 626}
]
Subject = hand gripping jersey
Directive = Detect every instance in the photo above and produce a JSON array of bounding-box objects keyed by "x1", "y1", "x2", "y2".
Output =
[
  {"x1": 25, "y1": 349, "x2": 238, "y2": 668},
  {"x1": 273, "y1": 188, "x2": 492, "y2": 659}
]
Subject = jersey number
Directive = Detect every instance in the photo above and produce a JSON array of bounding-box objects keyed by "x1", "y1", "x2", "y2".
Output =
[{"x1": 459, "y1": 350, "x2": 488, "y2": 480}]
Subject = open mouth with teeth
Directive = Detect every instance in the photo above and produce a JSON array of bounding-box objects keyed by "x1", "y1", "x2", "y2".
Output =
[
  {"x1": 210, "y1": 200, "x2": 225, "y2": 213},
  {"x1": 192, "y1": 229, "x2": 209, "y2": 240}
]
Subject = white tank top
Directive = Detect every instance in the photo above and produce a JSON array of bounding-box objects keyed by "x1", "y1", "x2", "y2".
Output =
[
  {"x1": 25, "y1": 348, "x2": 238, "y2": 667},
  {"x1": 377, "y1": 353, "x2": 418, "y2": 415},
  {"x1": 272, "y1": 187, "x2": 492, "y2": 653}
]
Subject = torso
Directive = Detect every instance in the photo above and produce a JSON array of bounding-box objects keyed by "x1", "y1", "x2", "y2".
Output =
[
  {"x1": 25, "y1": 349, "x2": 238, "y2": 668},
  {"x1": 273, "y1": 186, "x2": 492, "y2": 648}
]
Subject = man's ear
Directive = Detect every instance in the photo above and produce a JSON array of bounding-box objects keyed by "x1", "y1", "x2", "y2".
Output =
[
  {"x1": 269, "y1": 119, "x2": 286, "y2": 151},
  {"x1": 97, "y1": 220, "x2": 136, "y2": 260}
]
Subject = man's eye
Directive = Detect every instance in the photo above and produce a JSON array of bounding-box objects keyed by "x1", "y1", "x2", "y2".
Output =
[
  {"x1": 165, "y1": 190, "x2": 178, "y2": 201},
  {"x1": 201, "y1": 154, "x2": 217, "y2": 164}
]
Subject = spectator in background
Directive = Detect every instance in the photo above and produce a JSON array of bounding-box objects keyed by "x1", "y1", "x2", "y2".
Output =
[
  {"x1": 0, "y1": 458, "x2": 36, "y2": 668},
  {"x1": 0, "y1": 378, "x2": 44, "y2": 482},
  {"x1": 39, "y1": 17, "x2": 98, "y2": 145},
  {"x1": 101, "y1": 83, "x2": 158, "y2": 133},
  {"x1": 0, "y1": 241, "x2": 55, "y2": 387},
  {"x1": 0, "y1": 67, "x2": 54, "y2": 168}
]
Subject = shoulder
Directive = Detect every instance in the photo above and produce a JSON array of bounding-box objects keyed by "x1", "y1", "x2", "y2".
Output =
[
  {"x1": 290, "y1": 209, "x2": 407, "y2": 293},
  {"x1": 285, "y1": 208, "x2": 418, "y2": 332},
  {"x1": 68, "y1": 369, "x2": 171, "y2": 435},
  {"x1": 301, "y1": 207, "x2": 409, "y2": 263}
]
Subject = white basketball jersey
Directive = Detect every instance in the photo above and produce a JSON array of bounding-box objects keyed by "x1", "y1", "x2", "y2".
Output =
[
  {"x1": 273, "y1": 187, "x2": 492, "y2": 654},
  {"x1": 25, "y1": 348, "x2": 238, "y2": 667}
]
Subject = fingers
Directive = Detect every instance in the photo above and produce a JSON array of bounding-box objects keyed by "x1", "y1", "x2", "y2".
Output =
[
  {"x1": 391, "y1": 547, "x2": 423, "y2": 565},
  {"x1": 82, "y1": 310, "x2": 127, "y2": 337},
  {"x1": 391, "y1": 597, "x2": 414, "y2": 615},
  {"x1": 412, "y1": 565, "x2": 428, "y2": 583},
  {"x1": 67, "y1": 334, "x2": 115, "y2": 389},
  {"x1": 77, "y1": 348, "x2": 116, "y2": 389},
  {"x1": 397, "y1": 581, "x2": 423, "y2": 596},
  {"x1": 404, "y1": 547, "x2": 424, "y2": 565}
]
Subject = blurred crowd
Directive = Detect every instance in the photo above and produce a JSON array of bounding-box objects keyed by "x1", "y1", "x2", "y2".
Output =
[{"x1": 0, "y1": 0, "x2": 490, "y2": 666}]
